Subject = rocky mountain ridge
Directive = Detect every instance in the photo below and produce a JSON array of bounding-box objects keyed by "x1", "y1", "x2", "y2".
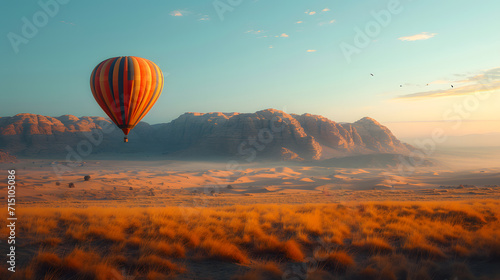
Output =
[{"x1": 0, "y1": 109, "x2": 413, "y2": 160}]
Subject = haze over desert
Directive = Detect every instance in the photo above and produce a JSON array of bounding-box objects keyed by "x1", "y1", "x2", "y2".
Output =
[
  {"x1": 1, "y1": 111, "x2": 500, "y2": 279},
  {"x1": 2, "y1": 0, "x2": 500, "y2": 279}
]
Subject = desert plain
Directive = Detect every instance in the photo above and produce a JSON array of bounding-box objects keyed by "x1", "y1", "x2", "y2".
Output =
[{"x1": 0, "y1": 146, "x2": 499, "y2": 280}]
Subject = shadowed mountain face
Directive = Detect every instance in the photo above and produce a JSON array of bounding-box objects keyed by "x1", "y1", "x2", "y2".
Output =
[
  {"x1": 0, "y1": 109, "x2": 413, "y2": 160},
  {"x1": 0, "y1": 150, "x2": 17, "y2": 163}
]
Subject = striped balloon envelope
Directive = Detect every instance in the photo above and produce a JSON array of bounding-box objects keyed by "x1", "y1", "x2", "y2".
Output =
[{"x1": 90, "y1": 56, "x2": 164, "y2": 142}]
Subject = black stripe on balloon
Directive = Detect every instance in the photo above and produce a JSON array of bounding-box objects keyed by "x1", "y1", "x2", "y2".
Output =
[
  {"x1": 96, "y1": 62, "x2": 120, "y2": 129},
  {"x1": 127, "y1": 57, "x2": 135, "y2": 119},
  {"x1": 118, "y1": 57, "x2": 126, "y2": 125},
  {"x1": 108, "y1": 58, "x2": 119, "y2": 124},
  {"x1": 127, "y1": 56, "x2": 134, "y2": 81}
]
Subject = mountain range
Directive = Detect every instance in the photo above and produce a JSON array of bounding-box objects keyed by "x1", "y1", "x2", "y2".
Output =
[{"x1": 0, "y1": 109, "x2": 413, "y2": 161}]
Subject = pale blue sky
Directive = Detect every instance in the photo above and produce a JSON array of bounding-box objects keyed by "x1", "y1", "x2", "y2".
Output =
[{"x1": 1, "y1": 0, "x2": 500, "y2": 137}]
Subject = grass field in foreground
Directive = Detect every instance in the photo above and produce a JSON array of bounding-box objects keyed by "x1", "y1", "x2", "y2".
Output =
[{"x1": 1, "y1": 201, "x2": 499, "y2": 280}]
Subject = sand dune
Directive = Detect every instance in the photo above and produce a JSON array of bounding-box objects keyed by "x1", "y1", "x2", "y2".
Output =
[
  {"x1": 299, "y1": 178, "x2": 315, "y2": 182},
  {"x1": 270, "y1": 166, "x2": 301, "y2": 175},
  {"x1": 2, "y1": 157, "x2": 498, "y2": 207},
  {"x1": 2, "y1": 155, "x2": 500, "y2": 280}
]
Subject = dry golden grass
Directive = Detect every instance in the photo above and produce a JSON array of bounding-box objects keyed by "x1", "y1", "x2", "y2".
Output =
[
  {"x1": 352, "y1": 236, "x2": 393, "y2": 254},
  {"x1": 136, "y1": 255, "x2": 185, "y2": 274},
  {"x1": 200, "y1": 238, "x2": 249, "y2": 264},
  {"x1": 1, "y1": 200, "x2": 499, "y2": 279},
  {"x1": 38, "y1": 237, "x2": 62, "y2": 247},
  {"x1": 282, "y1": 240, "x2": 305, "y2": 261},
  {"x1": 315, "y1": 249, "x2": 355, "y2": 272},
  {"x1": 232, "y1": 261, "x2": 283, "y2": 280},
  {"x1": 151, "y1": 240, "x2": 186, "y2": 258}
]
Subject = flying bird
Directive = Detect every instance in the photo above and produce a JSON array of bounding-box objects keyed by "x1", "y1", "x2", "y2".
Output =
[
  {"x1": 370, "y1": 73, "x2": 374, "y2": 76},
  {"x1": 451, "y1": 85, "x2": 454, "y2": 88}
]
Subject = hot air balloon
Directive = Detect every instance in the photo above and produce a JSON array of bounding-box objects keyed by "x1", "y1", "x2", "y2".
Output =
[{"x1": 90, "y1": 56, "x2": 164, "y2": 142}]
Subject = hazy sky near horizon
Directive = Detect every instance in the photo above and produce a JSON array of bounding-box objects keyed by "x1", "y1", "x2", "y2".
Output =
[{"x1": 1, "y1": 0, "x2": 500, "y2": 138}]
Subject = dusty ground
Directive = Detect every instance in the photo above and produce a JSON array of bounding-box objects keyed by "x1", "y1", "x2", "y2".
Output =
[
  {"x1": 0, "y1": 152, "x2": 499, "y2": 279},
  {"x1": 1, "y1": 157, "x2": 498, "y2": 207}
]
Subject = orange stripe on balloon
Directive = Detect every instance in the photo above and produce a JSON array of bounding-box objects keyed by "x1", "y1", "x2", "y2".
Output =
[
  {"x1": 91, "y1": 61, "x2": 108, "y2": 112},
  {"x1": 99, "y1": 60, "x2": 120, "y2": 124},
  {"x1": 93, "y1": 61, "x2": 112, "y2": 114},
  {"x1": 130, "y1": 57, "x2": 147, "y2": 120},
  {"x1": 131, "y1": 58, "x2": 153, "y2": 123},
  {"x1": 135, "y1": 60, "x2": 154, "y2": 121},
  {"x1": 133, "y1": 59, "x2": 156, "y2": 125},
  {"x1": 112, "y1": 57, "x2": 123, "y2": 124},
  {"x1": 133, "y1": 62, "x2": 163, "y2": 126}
]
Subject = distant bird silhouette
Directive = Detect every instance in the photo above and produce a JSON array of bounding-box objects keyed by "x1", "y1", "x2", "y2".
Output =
[
  {"x1": 451, "y1": 85, "x2": 454, "y2": 88},
  {"x1": 370, "y1": 73, "x2": 374, "y2": 76},
  {"x1": 400, "y1": 85, "x2": 403, "y2": 87}
]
